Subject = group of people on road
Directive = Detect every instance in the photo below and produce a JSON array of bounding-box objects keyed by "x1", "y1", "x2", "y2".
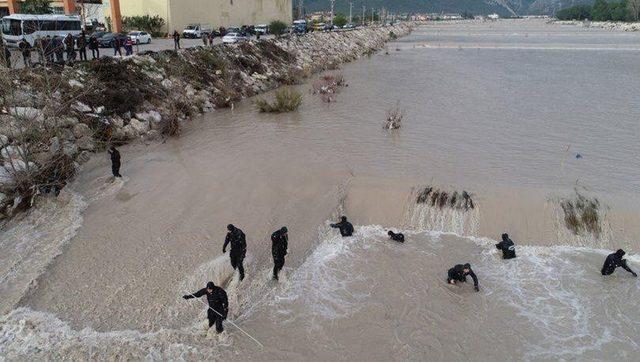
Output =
[{"x1": 4, "y1": 31, "x2": 102, "y2": 69}]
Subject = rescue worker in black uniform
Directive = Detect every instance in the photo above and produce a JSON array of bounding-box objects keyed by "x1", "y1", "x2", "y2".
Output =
[
  {"x1": 108, "y1": 146, "x2": 122, "y2": 178},
  {"x1": 601, "y1": 249, "x2": 637, "y2": 277},
  {"x1": 495, "y1": 233, "x2": 516, "y2": 259},
  {"x1": 223, "y1": 224, "x2": 247, "y2": 281},
  {"x1": 330, "y1": 216, "x2": 354, "y2": 237},
  {"x1": 388, "y1": 230, "x2": 405, "y2": 243},
  {"x1": 447, "y1": 263, "x2": 480, "y2": 292},
  {"x1": 183, "y1": 281, "x2": 229, "y2": 333},
  {"x1": 271, "y1": 227, "x2": 288, "y2": 280}
]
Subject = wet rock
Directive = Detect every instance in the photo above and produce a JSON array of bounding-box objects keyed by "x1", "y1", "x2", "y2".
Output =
[
  {"x1": 9, "y1": 107, "x2": 44, "y2": 121},
  {"x1": 62, "y1": 142, "x2": 78, "y2": 157},
  {"x1": 135, "y1": 111, "x2": 162, "y2": 124},
  {"x1": 77, "y1": 151, "x2": 91, "y2": 164},
  {"x1": 129, "y1": 118, "x2": 150, "y2": 134},
  {"x1": 122, "y1": 125, "x2": 139, "y2": 139},
  {"x1": 73, "y1": 123, "x2": 93, "y2": 139},
  {"x1": 76, "y1": 136, "x2": 95, "y2": 151},
  {"x1": 72, "y1": 102, "x2": 92, "y2": 113},
  {"x1": 110, "y1": 116, "x2": 125, "y2": 128}
]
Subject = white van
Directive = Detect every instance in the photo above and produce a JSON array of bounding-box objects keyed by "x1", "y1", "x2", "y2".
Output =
[
  {"x1": 182, "y1": 24, "x2": 213, "y2": 38},
  {"x1": 1, "y1": 14, "x2": 82, "y2": 47}
]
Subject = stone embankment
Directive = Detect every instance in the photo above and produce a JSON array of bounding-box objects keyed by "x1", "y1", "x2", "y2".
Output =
[
  {"x1": 553, "y1": 20, "x2": 640, "y2": 32},
  {"x1": 0, "y1": 24, "x2": 411, "y2": 218}
]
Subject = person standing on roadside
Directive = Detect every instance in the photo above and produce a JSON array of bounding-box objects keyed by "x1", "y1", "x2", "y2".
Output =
[
  {"x1": 113, "y1": 36, "x2": 122, "y2": 57},
  {"x1": 18, "y1": 38, "x2": 31, "y2": 67},
  {"x1": 173, "y1": 30, "x2": 181, "y2": 50},
  {"x1": 53, "y1": 36, "x2": 64, "y2": 63},
  {"x1": 64, "y1": 33, "x2": 76, "y2": 61},
  {"x1": 124, "y1": 37, "x2": 134, "y2": 56},
  {"x1": 89, "y1": 35, "x2": 99, "y2": 59},
  {"x1": 77, "y1": 31, "x2": 87, "y2": 61},
  {"x1": 1, "y1": 42, "x2": 11, "y2": 68},
  {"x1": 208, "y1": 31, "x2": 215, "y2": 47}
]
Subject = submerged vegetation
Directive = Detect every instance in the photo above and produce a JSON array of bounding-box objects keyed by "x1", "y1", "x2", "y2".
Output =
[
  {"x1": 416, "y1": 186, "x2": 475, "y2": 211},
  {"x1": 384, "y1": 101, "x2": 404, "y2": 130},
  {"x1": 255, "y1": 88, "x2": 303, "y2": 113},
  {"x1": 560, "y1": 192, "x2": 602, "y2": 238},
  {"x1": 311, "y1": 73, "x2": 347, "y2": 103}
]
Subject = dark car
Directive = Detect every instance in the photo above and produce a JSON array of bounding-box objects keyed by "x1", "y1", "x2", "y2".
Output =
[{"x1": 97, "y1": 33, "x2": 129, "y2": 48}]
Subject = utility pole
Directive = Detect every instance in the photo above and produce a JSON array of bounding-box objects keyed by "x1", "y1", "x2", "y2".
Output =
[
  {"x1": 330, "y1": 0, "x2": 335, "y2": 25},
  {"x1": 349, "y1": 2, "x2": 354, "y2": 24},
  {"x1": 371, "y1": 7, "x2": 374, "y2": 25},
  {"x1": 362, "y1": 5, "x2": 366, "y2": 26},
  {"x1": 298, "y1": 0, "x2": 304, "y2": 19}
]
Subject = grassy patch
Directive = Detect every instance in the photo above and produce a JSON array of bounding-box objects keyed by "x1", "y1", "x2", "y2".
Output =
[{"x1": 255, "y1": 88, "x2": 302, "y2": 113}]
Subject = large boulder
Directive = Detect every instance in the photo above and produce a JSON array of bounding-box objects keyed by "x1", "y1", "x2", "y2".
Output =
[
  {"x1": 135, "y1": 111, "x2": 162, "y2": 124},
  {"x1": 1, "y1": 145, "x2": 24, "y2": 160},
  {"x1": 76, "y1": 136, "x2": 95, "y2": 151},
  {"x1": 73, "y1": 123, "x2": 93, "y2": 139},
  {"x1": 129, "y1": 118, "x2": 150, "y2": 134},
  {"x1": 122, "y1": 125, "x2": 139, "y2": 139},
  {"x1": 9, "y1": 107, "x2": 44, "y2": 122}
]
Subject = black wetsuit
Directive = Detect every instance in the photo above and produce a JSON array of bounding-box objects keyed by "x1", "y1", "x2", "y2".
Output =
[
  {"x1": 447, "y1": 264, "x2": 479, "y2": 291},
  {"x1": 184, "y1": 287, "x2": 228, "y2": 332},
  {"x1": 389, "y1": 231, "x2": 405, "y2": 243},
  {"x1": 224, "y1": 228, "x2": 247, "y2": 280},
  {"x1": 271, "y1": 229, "x2": 288, "y2": 280},
  {"x1": 109, "y1": 148, "x2": 122, "y2": 177},
  {"x1": 601, "y1": 253, "x2": 637, "y2": 276},
  {"x1": 330, "y1": 220, "x2": 354, "y2": 237},
  {"x1": 495, "y1": 237, "x2": 516, "y2": 259}
]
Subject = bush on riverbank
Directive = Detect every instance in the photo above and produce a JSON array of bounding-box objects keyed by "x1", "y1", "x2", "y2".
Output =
[{"x1": 255, "y1": 88, "x2": 302, "y2": 113}]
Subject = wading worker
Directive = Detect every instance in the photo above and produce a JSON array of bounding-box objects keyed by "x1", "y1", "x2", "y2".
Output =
[
  {"x1": 447, "y1": 263, "x2": 480, "y2": 292},
  {"x1": 223, "y1": 224, "x2": 247, "y2": 281},
  {"x1": 108, "y1": 146, "x2": 122, "y2": 178},
  {"x1": 495, "y1": 233, "x2": 516, "y2": 259},
  {"x1": 388, "y1": 230, "x2": 405, "y2": 243},
  {"x1": 330, "y1": 216, "x2": 354, "y2": 237},
  {"x1": 601, "y1": 249, "x2": 637, "y2": 277},
  {"x1": 271, "y1": 227, "x2": 288, "y2": 280},
  {"x1": 183, "y1": 281, "x2": 228, "y2": 333}
]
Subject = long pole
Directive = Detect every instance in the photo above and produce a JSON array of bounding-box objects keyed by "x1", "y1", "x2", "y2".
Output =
[
  {"x1": 349, "y1": 1, "x2": 353, "y2": 24},
  {"x1": 362, "y1": 5, "x2": 365, "y2": 26},
  {"x1": 330, "y1": 0, "x2": 335, "y2": 25},
  {"x1": 186, "y1": 292, "x2": 264, "y2": 348}
]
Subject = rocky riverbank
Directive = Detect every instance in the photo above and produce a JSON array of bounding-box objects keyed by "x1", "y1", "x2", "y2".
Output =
[
  {"x1": 0, "y1": 24, "x2": 411, "y2": 219},
  {"x1": 553, "y1": 20, "x2": 640, "y2": 32}
]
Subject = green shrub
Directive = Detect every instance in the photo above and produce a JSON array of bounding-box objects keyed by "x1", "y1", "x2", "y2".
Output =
[
  {"x1": 255, "y1": 88, "x2": 302, "y2": 113},
  {"x1": 122, "y1": 15, "x2": 166, "y2": 37},
  {"x1": 269, "y1": 20, "x2": 288, "y2": 37}
]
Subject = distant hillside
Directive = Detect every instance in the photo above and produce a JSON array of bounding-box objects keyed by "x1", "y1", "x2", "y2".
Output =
[{"x1": 301, "y1": 0, "x2": 590, "y2": 16}]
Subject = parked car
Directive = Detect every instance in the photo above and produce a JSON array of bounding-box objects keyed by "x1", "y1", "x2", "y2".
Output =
[
  {"x1": 343, "y1": 23, "x2": 357, "y2": 29},
  {"x1": 128, "y1": 31, "x2": 152, "y2": 44},
  {"x1": 97, "y1": 32, "x2": 129, "y2": 48},
  {"x1": 255, "y1": 24, "x2": 269, "y2": 35},
  {"x1": 222, "y1": 32, "x2": 248, "y2": 44},
  {"x1": 182, "y1": 23, "x2": 212, "y2": 38}
]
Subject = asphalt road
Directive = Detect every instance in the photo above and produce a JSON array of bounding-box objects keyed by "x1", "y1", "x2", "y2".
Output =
[{"x1": 4, "y1": 35, "x2": 271, "y2": 68}]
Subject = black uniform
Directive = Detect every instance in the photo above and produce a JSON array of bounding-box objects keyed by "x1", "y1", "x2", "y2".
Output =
[
  {"x1": 388, "y1": 231, "x2": 405, "y2": 243},
  {"x1": 495, "y1": 233, "x2": 516, "y2": 259},
  {"x1": 271, "y1": 227, "x2": 288, "y2": 280},
  {"x1": 601, "y1": 249, "x2": 637, "y2": 276},
  {"x1": 331, "y1": 217, "x2": 354, "y2": 237},
  {"x1": 109, "y1": 147, "x2": 122, "y2": 177},
  {"x1": 447, "y1": 263, "x2": 479, "y2": 291},
  {"x1": 183, "y1": 282, "x2": 228, "y2": 333},
  {"x1": 223, "y1": 225, "x2": 247, "y2": 280}
]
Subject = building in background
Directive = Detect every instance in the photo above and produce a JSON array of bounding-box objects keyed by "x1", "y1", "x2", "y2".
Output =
[{"x1": 103, "y1": 0, "x2": 293, "y2": 34}]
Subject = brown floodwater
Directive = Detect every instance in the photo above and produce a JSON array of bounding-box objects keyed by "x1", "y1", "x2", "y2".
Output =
[{"x1": 1, "y1": 20, "x2": 639, "y2": 360}]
